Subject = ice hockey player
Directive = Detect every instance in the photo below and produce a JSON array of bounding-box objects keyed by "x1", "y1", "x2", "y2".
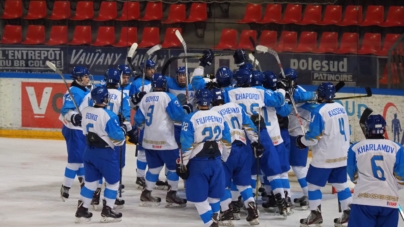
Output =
[
  {"x1": 166, "y1": 66, "x2": 195, "y2": 108},
  {"x1": 117, "y1": 64, "x2": 132, "y2": 98},
  {"x1": 134, "y1": 74, "x2": 187, "y2": 208},
  {"x1": 296, "y1": 82, "x2": 352, "y2": 226},
  {"x1": 59, "y1": 66, "x2": 90, "y2": 202},
  {"x1": 211, "y1": 88, "x2": 261, "y2": 226},
  {"x1": 74, "y1": 86, "x2": 126, "y2": 223},
  {"x1": 178, "y1": 88, "x2": 232, "y2": 227},
  {"x1": 347, "y1": 114, "x2": 404, "y2": 227}
]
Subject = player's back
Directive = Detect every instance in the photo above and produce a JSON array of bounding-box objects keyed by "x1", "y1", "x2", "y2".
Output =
[
  {"x1": 211, "y1": 102, "x2": 245, "y2": 144},
  {"x1": 106, "y1": 89, "x2": 123, "y2": 115},
  {"x1": 225, "y1": 87, "x2": 264, "y2": 117},
  {"x1": 349, "y1": 139, "x2": 404, "y2": 208}
]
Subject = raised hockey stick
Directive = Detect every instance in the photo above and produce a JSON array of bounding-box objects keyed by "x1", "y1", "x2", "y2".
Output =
[
  {"x1": 126, "y1": 43, "x2": 139, "y2": 77},
  {"x1": 334, "y1": 87, "x2": 372, "y2": 100},
  {"x1": 335, "y1": 81, "x2": 345, "y2": 92},
  {"x1": 249, "y1": 36, "x2": 261, "y2": 71},
  {"x1": 248, "y1": 53, "x2": 262, "y2": 72},
  {"x1": 175, "y1": 30, "x2": 189, "y2": 103},
  {"x1": 46, "y1": 61, "x2": 81, "y2": 115},
  {"x1": 142, "y1": 44, "x2": 162, "y2": 92}
]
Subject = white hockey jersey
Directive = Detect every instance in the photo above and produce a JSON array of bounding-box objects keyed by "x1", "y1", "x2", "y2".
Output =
[
  {"x1": 348, "y1": 139, "x2": 404, "y2": 208},
  {"x1": 288, "y1": 86, "x2": 316, "y2": 137}
]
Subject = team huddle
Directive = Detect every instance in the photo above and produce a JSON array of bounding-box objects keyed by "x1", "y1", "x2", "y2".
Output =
[{"x1": 58, "y1": 49, "x2": 404, "y2": 227}]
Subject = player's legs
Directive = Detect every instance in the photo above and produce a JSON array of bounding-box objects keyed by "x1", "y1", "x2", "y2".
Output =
[
  {"x1": 290, "y1": 135, "x2": 309, "y2": 196},
  {"x1": 144, "y1": 149, "x2": 164, "y2": 191},
  {"x1": 306, "y1": 165, "x2": 331, "y2": 210},
  {"x1": 233, "y1": 144, "x2": 255, "y2": 208},
  {"x1": 136, "y1": 146, "x2": 147, "y2": 178},
  {"x1": 62, "y1": 126, "x2": 86, "y2": 188},
  {"x1": 159, "y1": 149, "x2": 179, "y2": 191},
  {"x1": 375, "y1": 206, "x2": 399, "y2": 227},
  {"x1": 348, "y1": 204, "x2": 376, "y2": 227},
  {"x1": 329, "y1": 167, "x2": 352, "y2": 211}
]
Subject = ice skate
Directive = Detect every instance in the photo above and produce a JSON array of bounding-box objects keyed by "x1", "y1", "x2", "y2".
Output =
[
  {"x1": 114, "y1": 198, "x2": 125, "y2": 209},
  {"x1": 140, "y1": 189, "x2": 161, "y2": 207},
  {"x1": 165, "y1": 190, "x2": 187, "y2": 208},
  {"x1": 300, "y1": 206, "x2": 323, "y2": 227},
  {"x1": 246, "y1": 202, "x2": 259, "y2": 225},
  {"x1": 219, "y1": 208, "x2": 234, "y2": 226},
  {"x1": 78, "y1": 176, "x2": 85, "y2": 190},
  {"x1": 60, "y1": 185, "x2": 70, "y2": 202},
  {"x1": 75, "y1": 200, "x2": 92, "y2": 223},
  {"x1": 136, "y1": 177, "x2": 146, "y2": 189},
  {"x1": 285, "y1": 191, "x2": 294, "y2": 215},
  {"x1": 258, "y1": 186, "x2": 268, "y2": 200},
  {"x1": 229, "y1": 201, "x2": 241, "y2": 220},
  {"x1": 100, "y1": 200, "x2": 122, "y2": 223},
  {"x1": 262, "y1": 193, "x2": 276, "y2": 212},
  {"x1": 91, "y1": 188, "x2": 101, "y2": 210},
  {"x1": 294, "y1": 196, "x2": 309, "y2": 210},
  {"x1": 334, "y1": 208, "x2": 350, "y2": 227},
  {"x1": 210, "y1": 213, "x2": 219, "y2": 227},
  {"x1": 154, "y1": 180, "x2": 170, "y2": 191},
  {"x1": 275, "y1": 193, "x2": 287, "y2": 217}
]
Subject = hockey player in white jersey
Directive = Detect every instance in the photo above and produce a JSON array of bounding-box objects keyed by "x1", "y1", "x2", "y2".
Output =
[
  {"x1": 296, "y1": 82, "x2": 352, "y2": 226},
  {"x1": 134, "y1": 74, "x2": 187, "y2": 207},
  {"x1": 211, "y1": 88, "x2": 261, "y2": 225},
  {"x1": 178, "y1": 88, "x2": 232, "y2": 227},
  {"x1": 59, "y1": 66, "x2": 90, "y2": 201},
  {"x1": 347, "y1": 114, "x2": 404, "y2": 227}
]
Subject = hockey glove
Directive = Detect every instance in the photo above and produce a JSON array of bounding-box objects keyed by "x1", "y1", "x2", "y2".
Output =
[
  {"x1": 183, "y1": 103, "x2": 193, "y2": 114},
  {"x1": 120, "y1": 124, "x2": 127, "y2": 135},
  {"x1": 118, "y1": 114, "x2": 125, "y2": 124},
  {"x1": 199, "y1": 49, "x2": 214, "y2": 67},
  {"x1": 250, "y1": 114, "x2": 266, "y2": 131},
  {"x1": 176, "y1": 158, "x2": 189, "y2": 180},
  {"x1": 131, "y1": 91, "x2": 147, "y2": 105},
  {"x1": 276, "y1": 78, "x2": 291, "y2": 91},
  {"x1": 71, "y1": 114, "x2": 82, "y2": 127},
  {"x1": 296, "y1": 135, "x2": 308, "y2": 149},
  {"x1": 251, "y1": 142, "x2": 265, "y2": 158},
  {"x1": 127, "y1": 127, "x2": 138, "y2": 144}
]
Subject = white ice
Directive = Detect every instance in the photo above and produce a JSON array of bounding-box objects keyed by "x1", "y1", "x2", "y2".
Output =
[{"x1": 1, "y1": 137, "x2": 404, "y2": 227}]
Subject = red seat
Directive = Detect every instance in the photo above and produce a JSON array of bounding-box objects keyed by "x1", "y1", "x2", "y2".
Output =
[
  {"x1": 185, "y1": 3, "x2": 207, "y2": 22},
  {"x1": 46, "y1": 26, "x2": 68, "y2": 45},
  {"x1": 259, "y1": 30, "x2": 277, "y2": 49},
  {"x1": 313, "y1": 32, "x2": 338, "y2": 53},
  {"x1": 70, "y1": 1, "x2": 94, "y2": 20},
  {"x1": 358, "y1": 33, "x2": 381, "y2": 55},
  {"x1": 139, "y1": 27, "x2": 160, "y2": 48},
  {"x1": 295, "y1": 32, "x2": 318, "y2": 53},
  {"x1": 236, "y1": 30, "x2": 257, "y2": 51},
  {"x1": 258, "y1": 4, "x2": 282, "y2": 24},
  {"x1": 163, "y1": 4, "x2": 186, "y2": 24},
  {"x1": 335, "y1": 33, "x2": 359, "y2": 54},
  {"x1": 380, "y1": 6, "x2": 404, "y2": 27},
  {"x1": 113, "y1": 27, "x2": 138, "y2": 47},
  {"x1": 0, "y1": 25, "x2": 22, "y2": 44},
  {"x1": 277, "y1": 31, "x2": 298, "y2": 52},
  {"x1": 337, "y1": 5, "x2": 362, "y2": 26},
  {"x1": 376, "y1": 34, "x2": 401, "y2": 56},
  {"x1": 318, "y1": 5, "x2": 342, "y2": 25},
  {"x1": 94, "y1": 1, "x2": 117, "y2": 21},
  {"x1": 238, "y1": 4, "x2": 262, "y2": 24},
  {"x1": 214, "y1": 29, "x2": 238, "y2": 50},
  {"x1": 69, "y1": 26, "x2": 92, "y2": 45},
  {"x1": 162, "y1": 28, "x2": 182, "y2": 48},
  {"x1": 279, "y1": 4, "x2": 302, "y2": 24},
  {"x1": 92, "y1": 26, "x2": 115, "y2": 46},
  {"x1": 297, "y1": 5, "x2": 322, "y2": 25},
  {"x1": 379, "y1": 63, "x2": 401, "y2": 85},
  {"x1": 116, "y1": 1, "x2": 140, "y2": 21},
  {"x1": 22, "y1": 25, "x2": 45, "y2": 45},
  {"x1": 1, "y1": 0, "x2": 23, "y2": 19},
  {"x1": 139, "y1": 2, "x2": 162, "y2": 21},
  {"x1": 49, "y1": 1, "x2": 71, "y2": 20},
  {"x1": 360, "y1": 5, "x2": 384, "y2": 26},
  {"x1": 25, "y1": 0, "x2": 47, "y2": 20}
]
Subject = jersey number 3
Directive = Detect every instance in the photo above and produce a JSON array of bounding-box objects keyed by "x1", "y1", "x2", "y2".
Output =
[{"x1": 371, "y1": 155, "x2": 386, "y2": 181}]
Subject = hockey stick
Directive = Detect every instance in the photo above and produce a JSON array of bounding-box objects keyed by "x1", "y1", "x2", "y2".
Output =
[
  {"x1": 249, "y1": 36, "x2": 260, "y2": 71},
  {"x1": 46, "y1": 61, "x2": 81, "y2": 115},
  {"x1": 118, "y1": 71, "x2": 125, "y2": 198},
  {"x1": 142, "y1": 44, "x2": 162, "y2": 92},
  {"x1": 248, "y1": 53, "x2": 262, "y2": 72},
  {"x1": 334, "y1": 87, "x2": 372, "y2": 100},
  {"x1": 126, "y1": 43, "x2": 139, "y2": 77},
  {"x1": 175, "y1": 30, "x2": 189, "y2": 104},
  {"x1": 399, "y1": 205, "x2": 404, "y2": 221},
  {"x1": 255, "y1": 109, "x2": 261, "y2": 202},
  {"x1": 335, "y1": 81, "x2": 345, "y2": 92}
]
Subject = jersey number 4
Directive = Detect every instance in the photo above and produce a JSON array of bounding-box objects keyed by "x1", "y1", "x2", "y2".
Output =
[{"x1": 371, "y1": 155, "x2": 386, "y2": 181}]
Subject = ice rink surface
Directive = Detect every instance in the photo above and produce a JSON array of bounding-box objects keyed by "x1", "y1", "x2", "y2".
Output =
[{"x1": 1, "y1": 137, "x2": 404, "y2": 227}]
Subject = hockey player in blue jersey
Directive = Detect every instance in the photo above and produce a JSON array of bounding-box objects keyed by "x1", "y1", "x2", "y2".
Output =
[
  {"x1": 211, "y1": 88, "x2": 261, "y2": 225},
  {"x1": 178, "y1": 88, "x2": 232, "y2": 227},
  {"x1": 130, "y1": 59, "x2": 155, "y2": 99},
  {"x1": 347, "y1": 114, "x2": 404, "y2": 227},
  {"x1": 135, "y1": 74, "x2": 187, "y2": 208},
  {"x1": 296, "y1": 82, "x2": 352, "y2": 226},
  {"x1": 117, "y1": 64, "x2": 132, "y2": 98},
  {"x1": 166, "y1": 66, "x2": 195, "y2": 108},
  {"x1": 74, "y1": 86, "x2": 126, "y2": 223},
  {"x1": 59, "y1": 66, "x2": 90, "y2": 202}
]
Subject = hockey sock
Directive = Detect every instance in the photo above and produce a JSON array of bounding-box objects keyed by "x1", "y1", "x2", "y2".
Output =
[
  {"x1": 267, "y1": 175, "x2": 284, "y2": 197},
  {"x1": 292, "y1": 166, "x2": 309, "y2": 196},
  {"x1": 136, "y1": 149, "x2": 147, "y2": 178},
  {"x1": 263, "y1": 176, "x2": 272, "y2": 192},
  {"x1": 194, "y1": 199, "x2": 214, "y2": 226},
  {"x1": 333, "y1": 183, "x2": 352, "y2": 210},
  {"x1": 166, "y1": 170, "x2": 179, "y2": 191},
  {"x1": 280, "y1": 172, "x2": 291, "y2": 196},
  {"x1": 230, "y1": 181, "x2": 239, "y2": 202},
  {"x1": 220, "y1": 189, "x2": 232, "y2": 211},
  {"x1": 308, "y1": 183, "x2": 322, "y2": 210},
  {"x1": 80, "y1": 180, "x2": 98, "y2": 208},
  {"x1": 250, "y1": 175, "x2": 257, "y2": 192},
  {"x1": 104, "y1": 182, "x2": 119, "y2": 209},
  {"x1": 77, "y1": 164, "x2": 84, "y2": 178},
  {"x1": 97, "y1": 179, "x2": 103, "y2": 188},
  {"x1": 208, "y1": 197, "x2": 220, "y2": 215},
  {"x1": 145, "y1": 166, "x2": 163, "y2": 191},
  {"x1": 63, "y1": 163, "x2": 81, "y2": 187},
  {"x1": 237, "y1": 185, "x2": 254, "y2": 207}
]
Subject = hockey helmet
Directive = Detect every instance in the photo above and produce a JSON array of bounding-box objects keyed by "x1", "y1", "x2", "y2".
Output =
[
  {"x1": 365, "y1": 115, "x2": 386, "y2": 136},
  {"x1": 317, "y1": 82, "x2": 335, "y2": 101},
  {"x1": 91, "y1": 86, "x2": 109, "y2": 105},
  {"x1": 262, "y1": 71, "x2": 277, "y2": 90},
  {"x1": 215, "y1": 66, "x2": 233, "y2": 88},
  {"x1": 151, "y1": 73, "x2": 167, "y2": 91}
]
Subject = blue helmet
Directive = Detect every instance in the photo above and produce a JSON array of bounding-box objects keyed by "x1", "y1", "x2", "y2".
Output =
[
  {"x1": 233, "y1": 49, "x2": 248, "y2": 66},
  {"x1": 105, "y1": 68, "x2": 121, "y2": 85},
  {"x1": 141, "y1": 59, "x2": 155, "y2": 69},
  {"x1": 196, "y1": 88, "x2": 213, "y2": 107},
  {"x1": 317, "y1": 82, "x2": 335, "y2": 101},
  {"x1": 251, "y1": 70, "x2": 263, "y2": 87},
  {"x1": 176, "y1": 66, "x2": 190, "y2": 75},
  {"x1": 91, "y1": 86, "x2": 109, "y2": 105},
  {"x1": 365, "y1": 114, "x2": 386, "y2": 136},
  {"x1": 233, "y1": 68, "x2": 252, "y2": 87},
  {"x1": 262, "y1": 71, "x2": 277, "y2": 90},
  {"x1": 211, "y1": 88, "x2": 224, "y2": 106},
  {"x1": 117, "y1": 64, "x2": 131, "y2": 76},
  {"x1": 283, "y1": 68, "x2": 297, "y2": 80},
  {"x1": 151, "y1": 73, "x2": 167, "y2": 91},
  {"x1": 215, "y1": 66, "x2": 233, "y2": 88},
  {"x1": 71, "y1": 66, "x2": 89, "y2": 80}
]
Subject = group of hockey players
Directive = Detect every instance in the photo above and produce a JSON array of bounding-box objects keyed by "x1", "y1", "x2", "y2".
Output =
[{"x1": 57, "y1": 48, "x2": 404, "y2": 227}]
